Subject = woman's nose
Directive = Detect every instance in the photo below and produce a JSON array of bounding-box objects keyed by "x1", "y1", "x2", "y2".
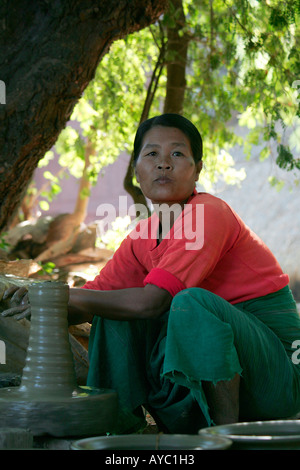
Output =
[{"x1": 156, "y1": 156, "x2": 173, "y2": 170}]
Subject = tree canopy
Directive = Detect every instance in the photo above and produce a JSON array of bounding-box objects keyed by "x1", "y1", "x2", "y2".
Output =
[
  {"x1": 1, "y1": 0, "x2": 299, "y2": 232},
  {"x1": 33, "y1": 0, "x2": 300, "y2": 223}
]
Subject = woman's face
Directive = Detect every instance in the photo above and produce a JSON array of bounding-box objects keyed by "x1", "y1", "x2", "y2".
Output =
[{"x1": 135, "y1": 126, "x2": 202, "y2": 207}]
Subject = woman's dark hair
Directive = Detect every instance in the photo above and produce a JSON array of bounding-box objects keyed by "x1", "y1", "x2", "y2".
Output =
[{"x1": 133, "y1": 114, "x2": 203, "y2": 165}]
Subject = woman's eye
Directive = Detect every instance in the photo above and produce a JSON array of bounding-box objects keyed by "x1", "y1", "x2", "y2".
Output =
[
  {"x1": 146, "y1": 151, "x2": 157, "y2": 157},
  {"x1": 173, "y1": 151, "x2": 183, "y2": 157}
]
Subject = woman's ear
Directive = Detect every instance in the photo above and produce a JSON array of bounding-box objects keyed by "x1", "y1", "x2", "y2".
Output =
[{"x1": 195, "y1": 161, "x2": 203, "y2": 180}]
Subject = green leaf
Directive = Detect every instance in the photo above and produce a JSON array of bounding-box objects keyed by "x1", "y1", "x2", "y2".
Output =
[
  {"x1": 268, "y1": 175, "x2": 285, "y2": 191},
  {"x1": 259, "y1": 146, "x2": 270, "y2": 161},
  {"x1": 39, "y1": 200, "x2": 50, "y2": 211}
]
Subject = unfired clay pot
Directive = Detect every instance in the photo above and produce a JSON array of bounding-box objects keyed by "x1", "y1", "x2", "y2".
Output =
[{"x1": 0, "y1": 281, "x2": 118, "y2": 437}]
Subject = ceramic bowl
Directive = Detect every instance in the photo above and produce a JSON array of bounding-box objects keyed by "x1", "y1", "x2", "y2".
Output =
[
  {"x1": 200, "y1": 419, "x2": 300, "y2": 449},
  {"x1": 71, "y1": 433, "x2": 232, "y2": 450}
]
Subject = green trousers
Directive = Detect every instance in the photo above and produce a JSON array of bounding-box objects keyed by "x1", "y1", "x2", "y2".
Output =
[{"x1": 87, "y1": 286, "x2": 300, "y2": 434}]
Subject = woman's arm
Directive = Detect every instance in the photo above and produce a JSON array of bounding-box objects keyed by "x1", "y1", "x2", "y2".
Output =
[
  {"x1": 1, "y1": 284, "x2": 173, "y2": 324},
  {"x1": 68, "y1": 283, "x2": 173, "y2": 325}
]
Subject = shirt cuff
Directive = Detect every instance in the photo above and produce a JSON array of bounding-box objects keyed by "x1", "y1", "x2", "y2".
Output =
[{"x1": 143, "y1": 268, "x2": 186, "y2": 297}]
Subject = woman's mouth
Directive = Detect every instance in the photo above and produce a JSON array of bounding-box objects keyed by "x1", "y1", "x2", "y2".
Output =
[{"x1": 154, "y1": 176, "x2": 173, "y2": 184}]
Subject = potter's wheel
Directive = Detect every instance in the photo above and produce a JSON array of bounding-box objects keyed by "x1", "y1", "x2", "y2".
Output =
[
  {"x1": 0, "y1": 281, "x2": 118, "y2": 437},
  {"x1": 0, "y1": 385, "x2": 117, "y2": 437}
]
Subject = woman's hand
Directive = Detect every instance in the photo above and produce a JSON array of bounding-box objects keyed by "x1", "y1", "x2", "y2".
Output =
[{"x1": 0, "y1": 284, "x2": 31, "y2": 321}]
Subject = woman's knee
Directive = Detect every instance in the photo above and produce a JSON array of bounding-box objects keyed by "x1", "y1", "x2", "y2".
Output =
[
  {"x1": 173, "y1": 287, "x2": 211, "y2": 303},
  {"x1": 172, "y1": 287, "x2": 228, "y2": 313}
]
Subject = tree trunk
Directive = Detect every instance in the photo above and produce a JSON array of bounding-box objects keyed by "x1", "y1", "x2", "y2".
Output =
[
  {"x1": 124, "y1": 0, "x2": 189, "y2": 211},
  {"x1": 163, "y1": 0, "x2": 189, "y2": 114},
  {"x1": 0, "y1": 0, "x2": 167, "y2": 232},
  {"x1": 73, "y1": 139, "x2": 94, "y2": 225},
  {"x1": 123, "y1": 34, "x2": 166, "y2": 216},
  {"x1": 34, "y1": 139, "x2": 95, "y2": 263}
]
